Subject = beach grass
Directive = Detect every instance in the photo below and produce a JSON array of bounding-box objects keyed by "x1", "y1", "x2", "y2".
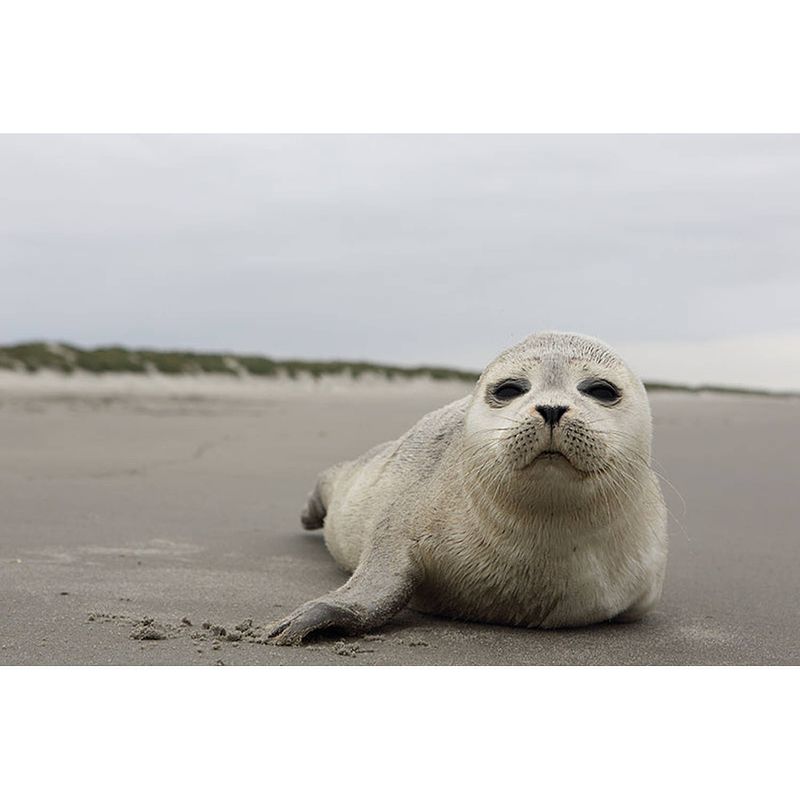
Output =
[{"x1": 0, "y1": 341, "x2": 481, "y2": 383}]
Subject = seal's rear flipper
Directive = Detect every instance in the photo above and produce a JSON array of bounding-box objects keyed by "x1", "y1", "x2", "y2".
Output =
[{"x1": 300, "y1": 483, "x2": 327, "y2": 530}]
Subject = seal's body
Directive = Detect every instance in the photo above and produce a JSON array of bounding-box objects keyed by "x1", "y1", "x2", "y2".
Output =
[{"x1": 270, "y1": 332, "x2": 668, "y2": 644}]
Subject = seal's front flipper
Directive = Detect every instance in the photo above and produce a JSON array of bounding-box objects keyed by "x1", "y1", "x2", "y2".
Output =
[
  {"x1": 268, "y1": 536, "x2": 420, "y2": 645},
  {"x1": 267, "y1": 600, "x2": 363, "y2": 645}
]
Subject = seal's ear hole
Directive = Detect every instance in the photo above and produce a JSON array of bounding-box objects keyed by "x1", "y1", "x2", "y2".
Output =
[
  {"x1": 578, "y1": 378, "x2": 621, "y2": 404},
  {"x1": 490, "y1": 379, "x2": 530, "y2": 403}
]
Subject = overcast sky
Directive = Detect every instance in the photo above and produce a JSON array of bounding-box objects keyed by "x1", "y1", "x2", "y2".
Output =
[{"x1": 2, "y1": 134, "x2": 799, "y2": 389}]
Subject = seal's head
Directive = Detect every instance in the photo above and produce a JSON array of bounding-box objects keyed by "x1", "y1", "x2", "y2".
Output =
[{"x1": 464, "y1": 331, "x2": 653, "y2": 512}]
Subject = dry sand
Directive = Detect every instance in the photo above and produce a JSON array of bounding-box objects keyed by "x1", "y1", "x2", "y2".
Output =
[{"x1": 1, "y1": 373, "x2": 798, "y2": 665}]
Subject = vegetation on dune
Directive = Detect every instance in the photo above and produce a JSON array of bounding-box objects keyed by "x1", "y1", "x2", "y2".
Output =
[
  {"x1": 0, "y1": 341, "x2": 482, "y2": 384},
  {"x1": 643, "y1": 381, "x2": 797, "y2": 398},
  {"x1": 0, "y1": 341, "x2": 796, "y2": 397},
  {"x1": 73, "y1": 346, "x2": 147, "y2": 373},
  {"x1": 2, "y1": 342, "x2": 77, "y2": 373}
]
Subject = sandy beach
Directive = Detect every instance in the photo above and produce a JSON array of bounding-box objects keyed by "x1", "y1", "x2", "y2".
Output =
[{"x1": 1, "y1": 373, "x2": 798, "y2": 665}]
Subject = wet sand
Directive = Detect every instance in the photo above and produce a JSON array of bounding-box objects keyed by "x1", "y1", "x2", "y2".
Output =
[{"x1": 1, "y1": 376, "x2": 799, "y2": 665}]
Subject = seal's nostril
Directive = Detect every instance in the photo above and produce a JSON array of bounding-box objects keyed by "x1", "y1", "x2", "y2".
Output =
[{"x1": 535, "y1": 405, "x2": 569, "y2": 426}]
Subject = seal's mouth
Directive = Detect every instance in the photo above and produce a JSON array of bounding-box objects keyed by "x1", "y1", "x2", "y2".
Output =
[
  {"x1": 534, "y1": 449, "x2": 569, "y2": 463},
  {"x1": 526, "y1": 449, "x2": 591, "y2": 477}
]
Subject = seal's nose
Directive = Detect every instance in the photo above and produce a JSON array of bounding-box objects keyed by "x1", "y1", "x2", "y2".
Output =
[{"x1": 535, "y1": 405, "x2": 569, "y2": 426}]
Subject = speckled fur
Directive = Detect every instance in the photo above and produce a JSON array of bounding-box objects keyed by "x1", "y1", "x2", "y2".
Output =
[{"x1": 270, "y1": 331, "x2": 667, "y2": 643}]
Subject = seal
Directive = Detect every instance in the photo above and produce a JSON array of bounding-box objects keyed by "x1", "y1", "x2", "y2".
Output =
[{"x1": 269, "y1": 331, "x2": 668, "y2": 644}]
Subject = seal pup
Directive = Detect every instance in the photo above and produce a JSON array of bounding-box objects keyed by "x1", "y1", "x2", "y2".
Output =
[{"x1": 269, "y1": 331, "x2": 668, "y2": 644}]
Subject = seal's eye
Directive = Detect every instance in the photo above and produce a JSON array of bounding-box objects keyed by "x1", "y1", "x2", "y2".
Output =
[
  {"x1": 491, "y1": 380, "x2": 529, "y2": 402},
  {"x1": 579, "y1": 379, "x2": 621, "y2": 404}
]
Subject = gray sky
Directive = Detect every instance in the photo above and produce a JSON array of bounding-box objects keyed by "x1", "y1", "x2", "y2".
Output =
[{"x1": 2, "y1": 134, "x2": 799, "y2": 389}]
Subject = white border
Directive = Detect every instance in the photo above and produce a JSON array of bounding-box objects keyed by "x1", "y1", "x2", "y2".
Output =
[
  {"x1": 2, "y1": 667, "x2": 797, "y2": 798},
  {"x1": 1, "y1": 0, "x2": 800, "y2": 132}
]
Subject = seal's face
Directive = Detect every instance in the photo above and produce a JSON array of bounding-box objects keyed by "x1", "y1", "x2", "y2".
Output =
[{"x1": 464, "y1": 332, "x2": 652, "y2": 507}]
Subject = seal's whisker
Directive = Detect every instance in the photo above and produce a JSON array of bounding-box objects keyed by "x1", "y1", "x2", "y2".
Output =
[{"x1": 600, "y1": 433, "x2": 687, "y2": 521}]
